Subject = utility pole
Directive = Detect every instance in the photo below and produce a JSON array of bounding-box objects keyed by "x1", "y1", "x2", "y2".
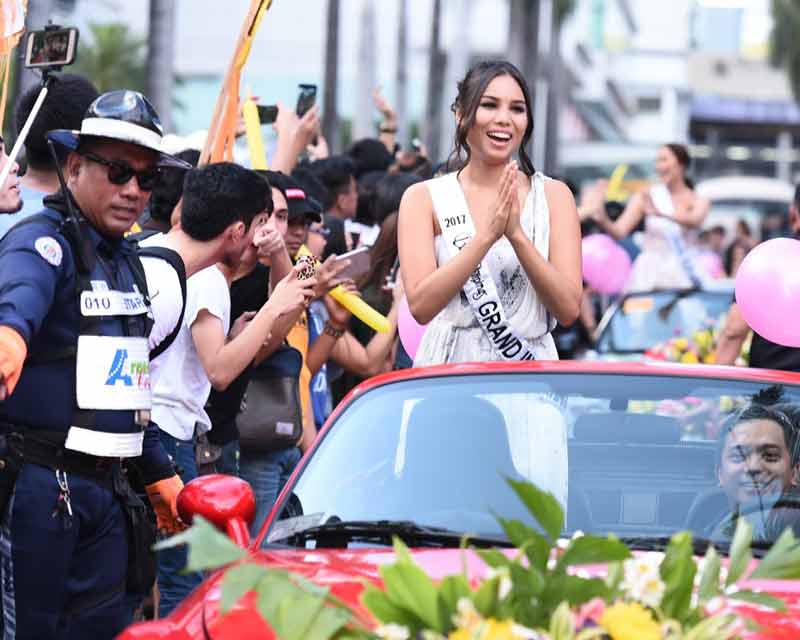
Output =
[
  {"x1": 322, "y1": 0, "x2": 341, "y2": 151},
  {"x1": 146, "y1": 0, "x2": 176, "y2": 132},
  {"x1": 424, "y1": 0, "x2": 444, "y2": 162},
  {"x1": 354, "y1": 0, "x2": 377, "y2": 141},
  {"x1": 532, "y1": 0, "x2": 553, "y2": 173},
  {"x1": 439, "y1": 0, "x2": 473, "y2": 164},
  {"x1": 395, "y1": 0, "x2": 409, "y2": 148}
]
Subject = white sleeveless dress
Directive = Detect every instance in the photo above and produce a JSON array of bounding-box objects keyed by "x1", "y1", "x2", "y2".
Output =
[
  {"x1": 624, "y1": 184, "x2": 700, "y2": 292},
  {"x1": 414, "y1": 171, "x2": 559, "y2": 367}
]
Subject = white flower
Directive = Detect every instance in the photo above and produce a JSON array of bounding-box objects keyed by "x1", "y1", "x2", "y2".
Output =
[
  {"x1": 621, "y1": 555, "x2": 666, "y2": 608},
  {"x1": 452, "y1": 597, "x2": 483, "y2": 630},
  {"x1": 487, "y1": 566, "x2": 513, "y2": 600},
  {"x1": 510, "y1": 622, "x2": 545, "y2": 639},
  {"x1": 375, "y1": 623, "x2": 411, "y2": 640}
]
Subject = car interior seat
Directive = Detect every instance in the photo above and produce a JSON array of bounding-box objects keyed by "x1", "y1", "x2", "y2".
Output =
[{"x1": 402, "y1": 394, "x2": 525, "y2": 520}]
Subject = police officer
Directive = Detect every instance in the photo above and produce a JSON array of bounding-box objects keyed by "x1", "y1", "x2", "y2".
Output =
[{"x1": 0, "y1": 91, "x2": 188, "y2": 639}]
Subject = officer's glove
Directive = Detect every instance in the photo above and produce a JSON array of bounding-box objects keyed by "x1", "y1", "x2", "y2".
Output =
[
  {"x1": 145, "y1": 474, "x2": 186, "y2": 535},
  {"x1": 0, "y1": 327, "x2": 26, "y2": 400}
]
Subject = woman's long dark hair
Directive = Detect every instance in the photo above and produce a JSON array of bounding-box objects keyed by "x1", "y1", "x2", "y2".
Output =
[
  {"x1": 360, "y1": 212, "x2": 399, "y2": 296},
  {"x1": 664, "y1": 143, "x2": 694, "y2": 190},
  {"x1": 448, "y1": 60, "x2": 536, "y2": 177}
]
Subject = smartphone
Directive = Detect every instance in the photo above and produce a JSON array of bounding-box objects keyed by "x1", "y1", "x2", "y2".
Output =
[
  {"x1": 25, "y1": 27, "x2": 79, "y2": 69},
  {"x1": 296, "y1": 84, "x2": 317, "y2": 117},
  {"x1": 333, "y1": 246, "x2": 370, "y2": 281},
  {"x1": 256, "y1": 104, "x2": 278, "y2": 124}
]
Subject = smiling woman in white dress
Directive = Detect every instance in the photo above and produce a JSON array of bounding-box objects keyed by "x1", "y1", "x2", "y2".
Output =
[
  {"x1": 398, "y1": 60, "x2": 582, "y2": 367},
  {"x1": 591, "y1": 143, "x2": 711, "y2": 292}
]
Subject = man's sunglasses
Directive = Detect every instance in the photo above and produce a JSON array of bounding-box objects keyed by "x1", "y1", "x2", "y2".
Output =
[{"x1": 79, "y1": 151, "x2": 161, "y2": 191}]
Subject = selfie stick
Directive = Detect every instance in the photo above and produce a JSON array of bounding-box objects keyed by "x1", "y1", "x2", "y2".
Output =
[
  {"x1": 0, "y1": 79, "x2": 50, "y2": 192},
  {"x1": 296, "y1": 245, "x2": 392, "y2": 333}
]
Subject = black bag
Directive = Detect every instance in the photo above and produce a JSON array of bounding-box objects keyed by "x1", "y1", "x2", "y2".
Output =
[
  {"x1": 113, "y1": 467, "x2": 157, "y2": 595},
  {"x1": 237, "y1": 344, "x2": 303, "y2": 454}
]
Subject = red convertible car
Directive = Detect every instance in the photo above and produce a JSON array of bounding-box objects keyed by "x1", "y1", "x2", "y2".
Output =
[{"x1": 121, "y1": 361, "x2": 800, "y2": 639}]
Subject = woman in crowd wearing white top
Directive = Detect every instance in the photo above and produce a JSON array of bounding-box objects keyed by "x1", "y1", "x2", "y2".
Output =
[
  {"x1": 398, "y1": 60, "x2": 582, "y2": 365},
  {"x1": 591, "y1": 143, "x2": 711, "y2": 292}
]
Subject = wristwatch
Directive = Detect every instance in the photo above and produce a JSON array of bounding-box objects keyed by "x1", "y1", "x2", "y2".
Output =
[{"x1": 323, "y1": 322, "x2": 345, "y2": 339}]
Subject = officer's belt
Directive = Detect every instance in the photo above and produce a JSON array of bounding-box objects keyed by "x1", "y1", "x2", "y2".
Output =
[{"x1": 0, "y1": 425, "x2": 117, "y2": 485}]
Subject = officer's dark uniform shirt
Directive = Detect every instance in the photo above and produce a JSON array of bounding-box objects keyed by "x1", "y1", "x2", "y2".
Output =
[{"x1": 0, "y1": 193, "x2": 171, "y2": 478}]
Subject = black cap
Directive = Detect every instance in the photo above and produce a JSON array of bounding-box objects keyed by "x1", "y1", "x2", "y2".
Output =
[
  {"x1": 47, "y1": 90, "x2": 190, "y2": 169},
  {"x1": 265, "y1": 171, "x2": 322, "y2": 222}
]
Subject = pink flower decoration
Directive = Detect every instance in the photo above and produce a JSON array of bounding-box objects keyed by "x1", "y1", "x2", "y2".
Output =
[{"x1": 575, "y1": 597, "x2": 606, "y2": 629}]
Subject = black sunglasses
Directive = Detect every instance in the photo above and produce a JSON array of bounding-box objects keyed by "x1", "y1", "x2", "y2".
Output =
[{"x1": 79, "y1": 151, "x2": 161, "y2": 191}]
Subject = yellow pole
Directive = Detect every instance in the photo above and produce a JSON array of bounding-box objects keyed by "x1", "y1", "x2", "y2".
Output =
[{"x1": 243, "y1": 91, "x2": 268, "y2": 169}]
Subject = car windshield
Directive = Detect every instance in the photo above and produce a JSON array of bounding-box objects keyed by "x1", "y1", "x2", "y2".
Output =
[
  {"x1": 598, "y1": 291, "x2": 732, "y2": 353},
  {"x1": 264, "y1": 373, "x2": 800, "y2": 551}
]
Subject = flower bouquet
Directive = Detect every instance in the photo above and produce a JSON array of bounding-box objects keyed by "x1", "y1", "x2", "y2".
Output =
[
  {"x1": 165, "y1": 479, "x2": 800, "y2": 640},
  {"x1": 644, "y1": 317, "x2": 751, "y2": 366}
]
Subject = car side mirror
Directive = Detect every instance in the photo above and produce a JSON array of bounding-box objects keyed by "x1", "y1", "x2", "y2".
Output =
[{"x1": 177, "y1": 474, "x2": 256, "y2": 548}]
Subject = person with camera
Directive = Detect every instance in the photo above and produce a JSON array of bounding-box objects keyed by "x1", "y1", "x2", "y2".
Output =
[
  {"x1": 0, "y1": 90, "x2": 187, "y2": 639},
  {"x1": 141, "y1": 163, "x2": 317, "y2": 615}
]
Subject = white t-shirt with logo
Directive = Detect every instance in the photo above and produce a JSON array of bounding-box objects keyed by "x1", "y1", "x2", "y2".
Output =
[{"x1": 141, "y1": 235, "x2": 230, "y2": 441}]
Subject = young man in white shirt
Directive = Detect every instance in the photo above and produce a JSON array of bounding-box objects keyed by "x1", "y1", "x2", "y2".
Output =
[{"x1": 142, "y1": 162, "x2": 315, "y2": 615}]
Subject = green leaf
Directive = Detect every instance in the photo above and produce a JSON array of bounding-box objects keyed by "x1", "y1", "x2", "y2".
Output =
[
  {"x1": 555, "y1": 535, "x2": 631, "y2": 573},
  {"x1": 659, "y1": 531, "x2": 697, "y2": 622},
  {"x1": 438, "y1": 574, "x2": 472, "y2": 614},
  {"x1": 604, "y1": 561, "x2": 624, "y2": 596},
  {"x1": 697, "y1": 545, "x2": 721, "y2": 606},
  {"x1": 152, "y1": 516, "x2": 247, "y2": 572},
  {"x1": 727, "y1": 589, "x2": 787, "y2": 612},
  {"x1": 476, "y1": 548, "x2": 513, "y2": 570},
  {"x1": 750, "y1": 528, "x2": 800, "y2": 580},
  {"x1": 510, "y1": 563, "x2": 545, "y2": 598},
  {"x1": 360, "y1": 585, "x2": 423, "y2": 629},
  {"x1": 496, "y1": 517, "x2": 551, "y2": 573},
  {"x1": 472, "y1": 576, "x2": 499, "y2": 617},
  {"x1": 726, "y1": 518, "x2": 753, "y2": 587},
  {"x1": 220, "y1": 563, "x2": 268, "y2": 613},
  {"x1": 549, "y1": 601, "x2": 576, "y2": 640},
  {"x1": 255, "y1": 574, "x2": 351, "y2": 640},
  {"x1": 539, "y1": 574, "x2": 608, "y2": 619},
  {"x1": 506, "y1": 478, "x2": 564, "y2": 541},
  {"x1": 380, "y1": 551, "x2": 445, "y2": 632}
]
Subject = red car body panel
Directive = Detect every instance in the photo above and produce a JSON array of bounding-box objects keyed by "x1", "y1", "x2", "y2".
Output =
[{"x1": 120, "y1": 362, "x2": 800, "y2": 639}]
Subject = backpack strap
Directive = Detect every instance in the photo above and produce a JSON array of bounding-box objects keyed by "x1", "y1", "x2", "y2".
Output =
[{"x1": 137, "y1": 246, "x2": 187, "y2": 360}]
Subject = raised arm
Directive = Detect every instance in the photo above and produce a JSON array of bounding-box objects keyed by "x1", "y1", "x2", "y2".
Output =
[
  {"x1": 399, "y1": 165, "x2": 515, "y2": 325},
  {"x1": 593, "y1": 190, "x2": 647, "y2": 241}
]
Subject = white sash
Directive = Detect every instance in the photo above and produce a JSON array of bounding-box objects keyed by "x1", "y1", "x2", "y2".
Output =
[
  {"x1": 650, "y1": 184, "x2": 702, "y2": 287},
  {"x1": 430, "y1": 176, "x2": 538, "y2": 361}
]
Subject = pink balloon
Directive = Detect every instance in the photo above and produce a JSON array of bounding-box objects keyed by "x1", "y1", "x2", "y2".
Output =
[
  {"x1": 581, "y1": 234, "x2": 632, "y2": 295},
  {"x1": 398, "y1": 296, "x2": 428, "y2": 360},
  {"x1": 735, "y1": 238, "x2": 800, "y2": 347},
  {"x1": 695, "y1": 251, "x2": 725, "y2": 279}
]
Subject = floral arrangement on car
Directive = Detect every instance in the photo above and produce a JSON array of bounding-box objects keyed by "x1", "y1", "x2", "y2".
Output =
[
  {"x1": 644, "y1": 317, "x2": 751, "y2": 367},
  {"x1": 166, "y1": 479, "x2": 800, "y2": 640}
]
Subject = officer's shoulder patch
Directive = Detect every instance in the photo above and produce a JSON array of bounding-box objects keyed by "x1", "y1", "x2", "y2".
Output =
[{"x1": 34, "y1": 236, "x2": 63, "y2": 267}]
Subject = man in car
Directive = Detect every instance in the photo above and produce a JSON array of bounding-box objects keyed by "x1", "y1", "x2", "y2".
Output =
[{"x1": 713, "y1": 402, "x2": 800, "y2": 541}]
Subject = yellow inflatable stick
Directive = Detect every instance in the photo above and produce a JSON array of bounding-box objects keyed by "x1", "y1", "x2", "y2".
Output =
[
  {"x1": 606, "y1": 163, "x2": 629, "y2": 202},
  {"x1": 243, "y1": 92, "x2": 268, "y2": 170},
  {"x1": 296, "y1": 245, "x2": 391, "y2": 334}
]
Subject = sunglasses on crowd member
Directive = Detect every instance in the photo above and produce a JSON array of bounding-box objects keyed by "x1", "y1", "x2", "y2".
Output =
[{"x1": 79, "y1": 151, "x2": 161, "y2": 191}]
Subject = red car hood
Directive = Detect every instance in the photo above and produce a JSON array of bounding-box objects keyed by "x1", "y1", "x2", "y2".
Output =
[{"x1": 160, "y1": 548, "x2": 800, "y2": 640}]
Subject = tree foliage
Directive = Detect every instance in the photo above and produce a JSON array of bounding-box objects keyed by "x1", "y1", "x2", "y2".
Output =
[
  {"x1": 770, "y1": 0, "x2": 800, "y2": 103},
  {"x1": 73, "y1": 22, "x2": 146, "y2": 94}
]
